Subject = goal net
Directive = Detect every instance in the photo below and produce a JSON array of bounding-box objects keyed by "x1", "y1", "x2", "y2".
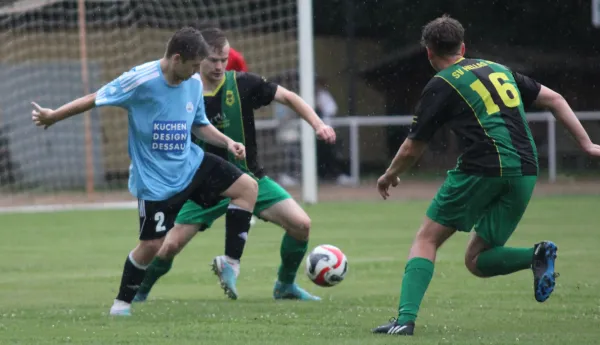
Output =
[{"x1": 0, "y1": 0, "x2": 302, "y2": 207}]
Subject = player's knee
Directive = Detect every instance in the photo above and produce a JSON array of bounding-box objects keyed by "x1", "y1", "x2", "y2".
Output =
[
  {"x1": 238, "y1": 174, "x2": 258, "y2": 202},
  {"x1": 134, "y1": 238, "x2": 164, "y2": 264},
  {"x1": 160, "y1": 239, "x2": 184, "y2": 258},
  {"x1": 224, "y1": 174, "x2": 258, "y2": 211},
  {"x1": 245, "y1": 176, "x2": 259, "y2": 197},
  {"x1": 159, "y1": 224, "x2": 198, "y2": 258},
  {"x1": 415, "y1": 217, "x2": 455, "y2": 250},
  {"x1": 464, "y1": 253, "x2": 486, "y2": 278},
  {"x1": 414, "y1": 226, "x2": 442, "y2": 247},
  {"x1": 289, "y1": 215, "x2": 311, "y2": 241},
  {"x1": 160, "y1": 233, "x2": 190, "y2": 258},
  {"x1": 139, "y1": 238, "x2": 163, "y2": 252}
]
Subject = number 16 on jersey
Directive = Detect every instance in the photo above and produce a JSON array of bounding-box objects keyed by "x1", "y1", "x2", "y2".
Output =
[{"x1": 470, "y1": 72, "x2": 521, "y2": 115}]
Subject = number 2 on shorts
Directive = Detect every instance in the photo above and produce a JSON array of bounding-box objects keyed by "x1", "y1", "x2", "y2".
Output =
[{"x1": 155, "y1": 212, "x2": 166, "y2": 232}]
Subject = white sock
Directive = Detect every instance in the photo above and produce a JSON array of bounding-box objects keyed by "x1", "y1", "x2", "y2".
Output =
[
  {"x1": 224, "y1": 255, "x2": 241, "y2": 276},
  {"x1": 111, "y1": 299, "x2": 131, "y2": 310}
]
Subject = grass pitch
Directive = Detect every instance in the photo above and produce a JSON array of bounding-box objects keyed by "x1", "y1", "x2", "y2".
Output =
[{"x1": 1, "y1": 196, "x2": 599, "y2": 344}]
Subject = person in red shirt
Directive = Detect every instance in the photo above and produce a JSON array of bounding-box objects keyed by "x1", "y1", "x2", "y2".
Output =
[{"x1": 227, "y1": 47, "x2": 248, "y2": 72}]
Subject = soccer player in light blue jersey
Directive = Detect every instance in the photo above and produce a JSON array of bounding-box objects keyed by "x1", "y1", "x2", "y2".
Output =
[{"x1": 31, "y1": 27, "x2": 259, "y2": 316}]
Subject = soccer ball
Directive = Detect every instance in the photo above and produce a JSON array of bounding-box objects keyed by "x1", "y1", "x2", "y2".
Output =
[{"x1": 305, "y1": 244, "x2": 348, "y2": 287}]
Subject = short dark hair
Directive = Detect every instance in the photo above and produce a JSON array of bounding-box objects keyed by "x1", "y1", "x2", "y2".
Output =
[
  {"x1": 199, "y1": 27, "x2": 229, "y2": 52},
  {"x1": 420, "y1": 15, "x2": 465, "y2": 57},
  {"x1": 165, "y1": 27, "x2": 210, "y2": 61}
]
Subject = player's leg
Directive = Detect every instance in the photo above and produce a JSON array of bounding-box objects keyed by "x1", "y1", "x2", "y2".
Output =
[
  {"x1": 190, "y1": 153, "x2": 258, "y2": 267},
  {"x1": 210, "y1": 176, "x2": 303, "y2": 300},
  {"x1": 134, "y1": 199, "x2": 227, "y2": 302},
  {"x1": 372, "y1": 218, "x2": 455, "y2": 335},
  {"x1": 207, "y1": 173, "x2": 258, "y2": 300},
  {"x1": 255, "y1": 181, "x2": 319, "y2": 300},
  {"x1": 464, "y1": 183, "x2": 535, "y2": 278},
  {"x1": 186, "y1": 153, "x2": 257, "y2": 299},
  {"x1": 465, "y1": 232, "x2": 535, "y2": 277},
  {"x1": 110, "y1": 199, "x2": 174, "y2": 316},
  {"x1": 372, "y1": 171, "x2": 493, "y2": 335},
  {"x1": 465, "y1": 176, "x2": 558, "y2": 302},
  {"x1": 135, "y1": 152, "x2": 255, "y2": 303}
]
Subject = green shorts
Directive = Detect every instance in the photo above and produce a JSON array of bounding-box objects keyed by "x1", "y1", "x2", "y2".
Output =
[
  {"x1": 426, "y1": 170, "x2": 537, "y2": 247},
  {"x1": 175, "y1": 176, "x2": 291, "y2": 229}
]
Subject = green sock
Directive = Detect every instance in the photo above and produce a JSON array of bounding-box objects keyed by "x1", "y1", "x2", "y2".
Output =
[
  {"x1": 476, "y1": 247, "x2": 534, "y2": 277},
  {"x1": 277, "y1": 233, "x2": 308, "y2": 284},
  {"x1": 138, "y1": 256, "x2": 173, "y2": 295},
  {"x1": 397, "y1": 257, "x2": 435, "y2": 324}
]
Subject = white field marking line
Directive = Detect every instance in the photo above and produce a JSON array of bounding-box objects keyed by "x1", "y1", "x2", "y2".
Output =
[
  {"x1": 0, "y1": 270, "x2": 120, "y2": 285},
  {"x1": 0, "y1": 201, "x2": 137, "y2": 214}
]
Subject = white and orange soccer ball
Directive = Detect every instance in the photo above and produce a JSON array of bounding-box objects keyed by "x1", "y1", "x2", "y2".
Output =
[{"x1": 305, "y1": 244, "x2": 348, "y2": 287}]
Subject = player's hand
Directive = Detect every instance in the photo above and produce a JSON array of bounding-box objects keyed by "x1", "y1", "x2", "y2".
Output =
[
  {"x1": 31, "y1": 102, "x2": 56, "y2": 129},
  {"x1": 582, "y1": 142, "x2": 600, "y2": 157},
  {"x1": 228, "y1": 141, "x2": 246, "y2": 160},
  {"x1": 315, "y1": 124, "x2": 336, "y2": 144},
  {"x1": 377, "y1": 172, "x2": 400, "y2": 200}
]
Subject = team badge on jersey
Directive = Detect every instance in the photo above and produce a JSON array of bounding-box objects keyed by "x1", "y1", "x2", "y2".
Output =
[
  {"x1": 225, "y1": 90, "x2": 235, "y2": 107},
  {"x1": 212, "y1": 112, "x2": 230, "y2": 129},
  {"x1": 186, "y1": 102, "x2": 194, "y2": 113}
]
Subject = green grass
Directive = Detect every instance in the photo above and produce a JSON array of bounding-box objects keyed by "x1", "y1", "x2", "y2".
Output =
[{"x1": 1, "y1": 196, "x2": 599, "y2": 344}]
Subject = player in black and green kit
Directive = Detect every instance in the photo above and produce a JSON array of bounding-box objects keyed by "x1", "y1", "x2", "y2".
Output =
[
  {"x1": 134, "y1": 28, "x2": 337, "y2": 302},
  {"x1": 373, "y1": 15, "x2": 600, "y2": 336}
]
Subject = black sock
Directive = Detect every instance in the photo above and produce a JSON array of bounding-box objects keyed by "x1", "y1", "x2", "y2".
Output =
[
  {"x1": 225, "y1": 205, "x2": 253, "y2": 261},
  {"x1": 116, "y1": 252, "x2": 148, "y2": 303}
]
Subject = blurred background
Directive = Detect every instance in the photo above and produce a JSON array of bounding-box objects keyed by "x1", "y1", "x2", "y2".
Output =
[{"x1": 0, "y1": 0, "x2": 599, "y2": 206}]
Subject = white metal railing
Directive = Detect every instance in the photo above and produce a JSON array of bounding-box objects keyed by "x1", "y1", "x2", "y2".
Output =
[{"x1": 255, "y1": 111, "x2": 600, "y2": 185}]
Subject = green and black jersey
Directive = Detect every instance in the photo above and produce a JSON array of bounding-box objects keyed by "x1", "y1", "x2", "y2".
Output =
[
  {"x1": 193, "y1": 71, "x2": 278, "y2": 179},
  {"x1": 408, "y1": 58, "x2": 542, "y2": 176}
]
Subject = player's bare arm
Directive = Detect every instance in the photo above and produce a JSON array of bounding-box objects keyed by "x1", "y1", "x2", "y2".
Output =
[
  {"x1": 192, "y1": 124, "x2": 246, "y2": 160},
  {"x1": 273, "y1": 86, "x2": 336, "y2": 144},
  {"x1": 377, "y1": 74, "x2": 450, "y2": 200},
  {"x1": 31, "y1": 92, "x2": 97, "y2": 129},
  {"x1": 534, "y1": 86, "x2": 600, "y2": 157},
  {"x1": 377, "y1": 139, "x2": 428, "y2": 200}
]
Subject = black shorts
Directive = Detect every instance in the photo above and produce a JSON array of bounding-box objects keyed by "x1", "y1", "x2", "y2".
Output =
[{"x1": 137, "y1": 152, "x2": 244, "y2": 240}]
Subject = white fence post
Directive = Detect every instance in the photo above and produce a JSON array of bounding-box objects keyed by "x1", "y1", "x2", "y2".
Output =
[
  {"x1": 349, "y1": 119, "x2": 360, "y2": 184},
  {"x1": 547, "y1": 112, "x2": 557, "y2": 183}
]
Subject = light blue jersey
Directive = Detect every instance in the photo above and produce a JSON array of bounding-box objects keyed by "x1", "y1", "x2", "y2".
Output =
[{"x1": 95, "y1": 60, "x2": 210, "y2": 201}]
